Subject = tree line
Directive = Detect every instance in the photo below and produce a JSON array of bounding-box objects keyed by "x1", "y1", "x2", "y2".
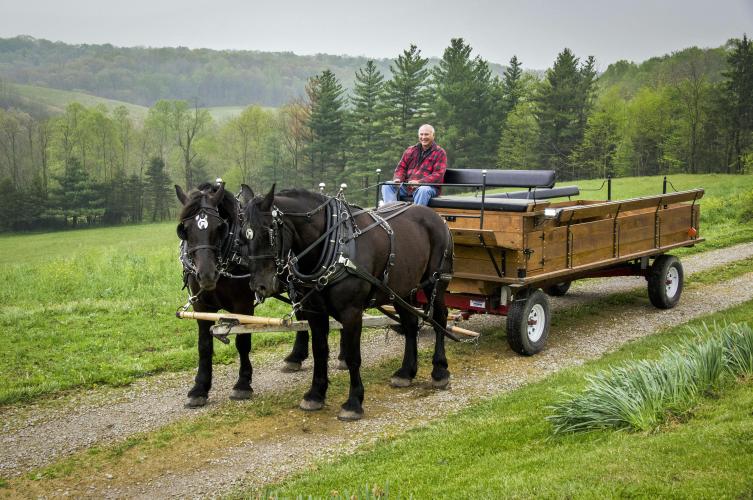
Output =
[{"x1": 0, "y1": 36, "x2": 751, "y2": 232}]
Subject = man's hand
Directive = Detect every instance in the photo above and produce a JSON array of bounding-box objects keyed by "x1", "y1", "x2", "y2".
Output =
[{"x1": 408, "y1": 180, "x2": 419, "y2": 185}]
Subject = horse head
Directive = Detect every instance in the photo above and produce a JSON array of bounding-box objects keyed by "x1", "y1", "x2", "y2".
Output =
[
  {"x1": 176, "y1": 183, "x2": 231, "y2": 291},
  {"x1": 239, "y1": 183, "x2": 285, "y2": 299}
]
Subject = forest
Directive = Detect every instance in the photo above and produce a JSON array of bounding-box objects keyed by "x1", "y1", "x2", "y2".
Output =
[{"x1": 0, "y1": 35, "x2": 751, "y2": 232}]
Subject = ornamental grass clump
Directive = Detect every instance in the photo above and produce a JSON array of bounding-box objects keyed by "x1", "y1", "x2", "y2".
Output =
[
  {"x1": 548, "y1": 322, "x2": 752, "y2": 434},
  {"x1": 721, "y1": 322, "x2": 753, "y2": 377}
]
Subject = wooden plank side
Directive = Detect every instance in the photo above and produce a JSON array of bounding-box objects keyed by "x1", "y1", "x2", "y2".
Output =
[
  {"x1": 437, "y1": 208, "x2": 524, "y2": 232},
  {"x1": 451, "y1": 228, "x2": 523, "y2": 249},
  {"x1": 448, "y1": 277, "x2": 499, "y2": 294},
  {"x1": 454, "y1": 256, "x2": 502, "y2": 278},
  {"x1": 555, "y1": 189, "x2": 704, "y2": 223}
]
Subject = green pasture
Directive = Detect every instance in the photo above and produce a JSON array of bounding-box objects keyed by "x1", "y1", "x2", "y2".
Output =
[
  {"x1": 258, "y1": 301, "x2": 753, "y2": 499},
  {"x1": 11, "y1": 83, "x2": 150, "y2": 122},
  {"x1": 10, "y1": 83, "x2": 268, "y2": 124},
  {"x1": 0, "y1": 173, "x2": 751, "y2": 405}
]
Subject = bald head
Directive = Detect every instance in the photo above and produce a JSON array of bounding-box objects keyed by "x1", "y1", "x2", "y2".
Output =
[{"x1": 418, "y1": 124, "x2": 435, "y2": 150}]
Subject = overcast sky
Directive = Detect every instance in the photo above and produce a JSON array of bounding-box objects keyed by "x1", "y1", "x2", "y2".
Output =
[{"x1": 1, "y1": 0, "x2": 751, "y2": 69}]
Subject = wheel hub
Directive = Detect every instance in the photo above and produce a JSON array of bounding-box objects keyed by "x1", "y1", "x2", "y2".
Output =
[{"x1": 527, "y1": 304, "x2": 546, "y2": 342}]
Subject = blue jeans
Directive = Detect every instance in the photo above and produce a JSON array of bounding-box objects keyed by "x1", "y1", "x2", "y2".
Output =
[{"x1": 381, "y1": 184, "x2": 438, "y2": 206}]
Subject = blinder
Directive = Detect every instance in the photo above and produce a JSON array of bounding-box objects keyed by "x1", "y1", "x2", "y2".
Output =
[{"x1": 176, "y1": 223, "x2": 188, "y2": 240}]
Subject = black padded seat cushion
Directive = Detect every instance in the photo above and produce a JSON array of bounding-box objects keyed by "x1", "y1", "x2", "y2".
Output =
[
  {"x1": 486, "y1": 185, "x2": 579, "y2": 200},
  {"x1": 443, "y1": 168, "x2": 556, "y2": 188},
  {"x1": 428, "y1": 196, "x2": 535, "y2": 212}
]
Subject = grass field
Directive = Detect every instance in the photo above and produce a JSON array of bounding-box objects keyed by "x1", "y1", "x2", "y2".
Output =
[
  {"x1": 10, "y1": 83, "x2": 267, "y2": 123},
  {"x1": 0, "y1": 173, "x2": 751, "y2": 405},
  {"x1": 257, "y1": 301, "x2": 753, "y2": 499},
  {"x1": 11, "y1": 83, "x2": 150, "y2": 122}
]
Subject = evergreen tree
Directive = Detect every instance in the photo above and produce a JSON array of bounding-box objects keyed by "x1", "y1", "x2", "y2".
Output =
[
  {"x1": 306, "y1": 70, "x2": 347, "y2": 189},
  {"x1": 346, "y1": 60, "x2": 390, "y2": 203},
  {"x1": 722, "y1": 34, "x2": 753, "y2": 173},
  {"x1": 432, "y1": 38, "x2": 496, "y2": 168},
  {"x1": 497, "y1": 101, "x2": 540, "y2": 169},
  {"x1": 383, "y1": 45, "x2": 431, "y2": 149},
  {"x1": 536, "y1": 48, "x2": 597, "y2": 179},
  {"x1": 48, "y1": 157, "x2": 101, "y2": 227},
  {"x1": 144, "y1": 156, "x2": 172, "y2": 222},
  {"x1": 500, "y1": 55, "x2": 525, "y2": 120}
]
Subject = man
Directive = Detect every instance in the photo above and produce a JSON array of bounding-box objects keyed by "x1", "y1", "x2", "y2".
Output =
[{"x1": 381, "y1": 124, "x2": 446, "y2": 206}]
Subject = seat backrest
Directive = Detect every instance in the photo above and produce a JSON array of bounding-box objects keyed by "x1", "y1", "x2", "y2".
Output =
[
  {"x1": 486, "y1": 185, "x2": 580, "y2": 200},
  {"x1": 443, "y1": 169, "x2": 556, "y2": 189}
]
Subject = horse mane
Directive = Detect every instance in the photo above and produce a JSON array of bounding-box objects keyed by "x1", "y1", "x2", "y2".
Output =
[
  {"x1": 179, "y1": 183, "x2": 238, "y2": 220},
  {"x1": 276, "y1": 188, "x2": 328, "y2": 205}
]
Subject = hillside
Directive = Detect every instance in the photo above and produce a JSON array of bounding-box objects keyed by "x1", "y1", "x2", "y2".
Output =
[
  {"x1": 0, "y1": 35, "x2": 507, "y2": 109},
  {"x1": 2, "y1": 83, "x2": 267, "y2": 123}
]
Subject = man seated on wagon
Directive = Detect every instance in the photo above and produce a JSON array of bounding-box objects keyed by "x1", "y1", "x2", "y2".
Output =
[{"x1": 381, "y1": 123, "x2": 446, "y2": 206}]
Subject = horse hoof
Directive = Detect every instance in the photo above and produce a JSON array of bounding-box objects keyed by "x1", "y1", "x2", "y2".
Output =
[
  {"x1": 390, "y1": 376, "x2": 412, "y2": 388},
  {"x1": 282, "y1": 361, "x2": 303, "y2": 372},
  {"x1": 337, "y1": 409, "x2": 363, "y2": 421},
  {"x1": 336, "y1": 359, "x2": 348, "y2": 370},
  {"x1": 431, "y1": 377, "x2": 451, "y2": 390},
  {"x1": 185, "y1": 396, "x2": 207, "y2": 408},
  {"x1": 299, "y1": 399, "x2": 324, "y2": 411},
  {"x1": 230, "y1": 389, "x2": 253, "y2": 400}
]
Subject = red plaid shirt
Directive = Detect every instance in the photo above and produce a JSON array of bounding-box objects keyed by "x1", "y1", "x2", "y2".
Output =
[{"x1": 393, "y1": 142, "x2": 447, "y2": 194}]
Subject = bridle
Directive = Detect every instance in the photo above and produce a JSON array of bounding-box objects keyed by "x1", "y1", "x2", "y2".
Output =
[
  {"x1": 178, "y1": 198, "x2": 250, "y2": 281},
  {"x1": 246, "y1": 194, "x2": 352, "y2": 289}
]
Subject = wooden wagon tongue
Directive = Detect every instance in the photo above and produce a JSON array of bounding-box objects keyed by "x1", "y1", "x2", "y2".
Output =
[{"x1": 176, "y1": 309, "x2": 480, "y2": 344}]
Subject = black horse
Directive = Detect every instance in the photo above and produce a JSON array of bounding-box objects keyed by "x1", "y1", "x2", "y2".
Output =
[
  {"x1": 175, "y1": 182, "x2": 327, "y2": 407},
  {"x1": 240, "y1": 185, "x2": 454, "y2": 421}
]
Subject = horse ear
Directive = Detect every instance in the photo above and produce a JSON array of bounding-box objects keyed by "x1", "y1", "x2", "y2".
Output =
[
  {"x1": 209, "y1": 183, "x2": 225, "y2": 205},
  {"x1": 260, "y1": 184, "x2": 276, "y2": 212},
  {"x1": 175, "y1": 185, "x2": 189, "y2": 205},
  {"x1": 240, "y1": 184, "x2": 255, "y2": 205}
]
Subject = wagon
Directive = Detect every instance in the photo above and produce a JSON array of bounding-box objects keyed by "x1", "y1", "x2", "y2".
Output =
[
  {"x1": 179, "y1": 169, "x2": 703, "y2": 356},
  {"x1": 415, "y1": 168, "x2": 703, "y2": 354}
]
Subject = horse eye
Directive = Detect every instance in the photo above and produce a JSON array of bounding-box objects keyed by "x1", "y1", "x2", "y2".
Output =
[{"x1": 245, "y1": 228, "x2": 254, "y2": 240}]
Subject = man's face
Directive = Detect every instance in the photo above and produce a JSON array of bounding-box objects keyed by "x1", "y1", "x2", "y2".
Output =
[{"x1": 418, "y1": 127, "x2": 434, "y2": 148}]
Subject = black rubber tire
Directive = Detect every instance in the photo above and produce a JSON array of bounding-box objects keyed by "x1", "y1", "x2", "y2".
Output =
[
  {"x1": 647, "y1": 255, "x2": 684, "y2": 309},
  {"x1": 506, "y1": 289, "x2": 551, "y2": 355},
  {"x1": 544, "y1": 281, "x2": 571, "y2": 297}
]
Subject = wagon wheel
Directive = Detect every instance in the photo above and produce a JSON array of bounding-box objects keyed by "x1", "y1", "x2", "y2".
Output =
[
  {"x1": 544, "y1": 281, "x2": 571, "y2": 297},
  {"x1": 647, "y1": 255, "x2": 684, "y2": 309},
  {"x1": 506, "y1": 289, "x2": 551, "y2": 356}
]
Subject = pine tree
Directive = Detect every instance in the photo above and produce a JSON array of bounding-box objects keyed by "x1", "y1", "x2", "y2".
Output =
[
  {"x1": 501, "y1": 55, "x2": 525, "y2": 118},
  {"x1": 48, "y1": 157, "x2": 100, "y2": 227},
  {"x1": 306, "y1": 70, "x2": 347, "y2": 189},
  {"x1": 432, "y1": 38, "x2": 496, "y2": 168},
  {"x1": 144, "y1": 156, "x2": 172, "y2": 222},
  {"x1": 383, "y1": 45, "x2": 431, "y2": 149},
  {"x1": 536, "y1": 48, "x2": 597, "y2": 179},
  {"x1": 497, "y1": 101, "x2": 540, "y2": 169},
  {"x1": 346, "y1": 61, "x2": 390, "y2": 203},
  {"x1": 722, "y1": 34, "x2": 753, "y2": 173}
]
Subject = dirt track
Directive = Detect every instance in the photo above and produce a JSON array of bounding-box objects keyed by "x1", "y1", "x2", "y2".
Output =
[{"x1": 2, "y1": 242, "x2": 753, "y2": 498}]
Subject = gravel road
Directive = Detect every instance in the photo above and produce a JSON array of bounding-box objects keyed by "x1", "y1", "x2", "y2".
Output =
[{"x1": 2, "y1": 242, "x2": 753, "y2": 498}]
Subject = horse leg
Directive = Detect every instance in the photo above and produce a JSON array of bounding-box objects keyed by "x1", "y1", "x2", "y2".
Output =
[
  {"x1": 390, "y1": 303, "x2": 419, "y2": 388},
  {"x1": 336, "y1": 329, "x2": 348, "y2": 370},
  {"x1": 187, "y1": 319, "x2": 214, "y2": 408},
  {"x1": 299, "y1": 312, "x2": 329, "y2": 411},
  {"x1": 230, "y1": 333, "x2": 253, "y2": 400},
  {"x1": 428, "y1": 283, "x2": 451, "y2": 389},
  {"x1": 282, "y1": 330, "x2": 309, "y2": 372},
  {"x1": 338, "y1": 308, "x2": 365, "y2": 421}
]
